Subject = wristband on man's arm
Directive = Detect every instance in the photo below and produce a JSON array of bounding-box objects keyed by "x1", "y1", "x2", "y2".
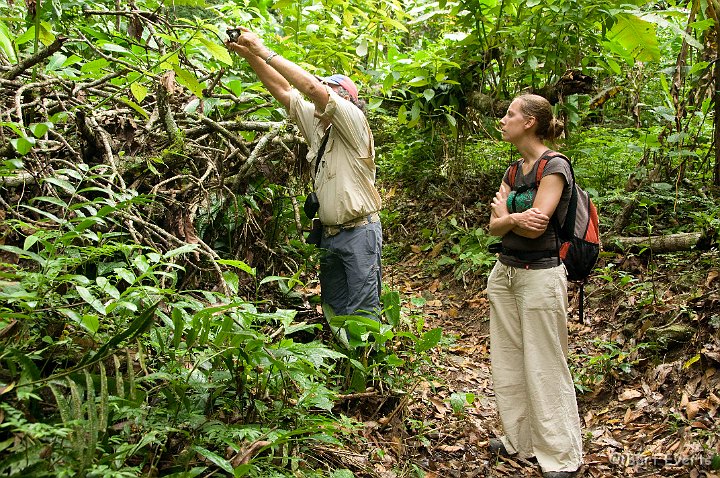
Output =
[{"x1": 265, "y1": 52, "x2": 279, "y2": 64}]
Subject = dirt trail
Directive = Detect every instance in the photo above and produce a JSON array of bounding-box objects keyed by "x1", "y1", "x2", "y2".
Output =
[{"x1": 376, "y1": 261, "x2": 720, "y2": 478}]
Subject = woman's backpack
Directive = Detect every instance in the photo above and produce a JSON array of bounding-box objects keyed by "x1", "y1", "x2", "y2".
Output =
[{"x1": 508, "y1": 151, "x2": 601, "y2": 320}]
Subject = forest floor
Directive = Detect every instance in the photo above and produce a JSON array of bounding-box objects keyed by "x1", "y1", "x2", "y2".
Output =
[{"x1": 335, "y1": 182, "x2": 720, "y2": 478}]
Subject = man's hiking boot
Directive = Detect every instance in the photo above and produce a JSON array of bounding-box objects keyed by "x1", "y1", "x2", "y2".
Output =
[{"x1": 542, "y1": 472, "x2": 575, "y2": 478}]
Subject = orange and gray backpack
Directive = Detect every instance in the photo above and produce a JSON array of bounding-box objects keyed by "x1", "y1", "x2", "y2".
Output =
[{"x1": 508, "y1": 151, "x2": 601, "y2": 318}]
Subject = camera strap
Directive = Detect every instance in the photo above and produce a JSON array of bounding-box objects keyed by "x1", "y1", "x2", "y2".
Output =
[{"x1": 314, "y1": 126, "x2": 332, "y2": 177}]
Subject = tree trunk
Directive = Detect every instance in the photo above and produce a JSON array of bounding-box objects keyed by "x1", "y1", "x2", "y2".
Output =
[{"x1": 711, "y1": 0, "x2": 720, "y2": 185}]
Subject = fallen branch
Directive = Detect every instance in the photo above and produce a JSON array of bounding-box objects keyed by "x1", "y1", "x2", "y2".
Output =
[
  {"x1": 603, "y1": 232, "x2": 705, "y2": 253},
  {"x1": 3, "y1": 37, "x2": 68, "y2": 81}
]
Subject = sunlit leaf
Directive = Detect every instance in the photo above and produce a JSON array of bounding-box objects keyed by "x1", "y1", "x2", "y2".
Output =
[
  {"x1": 172, "y1": 65, "x2": 204, "y2": 98},
  {"x1": 130, "y1": 83, "x2": 148, "y2": 103},
  {"x1": 76, "y1": 286, "x2": 107, "y2": 315},
  {"x1": 199, "y1": 37, "x2": 233, "y2": 65},
  {"x1": 10, "y1": 137, "x2": 35, "y2": 155},
  {"x1": 607, "y1": 14, "x2": 660, "y2": 63},
  {"x1": 29, "y1": 122, "x2": 53, "y2": 138},
  {"x1": 218, "y1": 259, "x2": 256, "y2": 277}
]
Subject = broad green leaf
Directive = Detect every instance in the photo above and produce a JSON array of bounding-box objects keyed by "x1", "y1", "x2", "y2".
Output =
[
  {"x1": 76, "y1": 286, "x2": 107, "y2": 315},
  {"x1": 218, "y1": 259, "x2": 256, "y2": 277},
  {"x1": 130, "y1": 83, "x2": 148, "y2": 103},
  {"x1": 0, "y1": 244, "x2": 46, "y2": 267},
  {"x1": 382, "y1": 290, "x2": 401, "y2": 327},
  {"x1": 384, "y1": 354, "x2": 404, "y2": 366},
  {"x1": 62, "y1": 54, "x2": 83, "y2": 68},
  {"x1": 416, "y1": 327, "x2": 442, "y2": 353},
  {"x1": 45, "y1": 52, "x2": 67, "y2": 72},
  {"x1": 115, "y1": 267, "x2": 137, "y2": 285},
  {"x1": 368, "y1": 98, "x2": 383, "y2": 110},
  {"x1": 81, "y1": 314, "x2": 100, "y2": 334},
  {"x1": 120, "y1": 97, "x2": 150, "y2": 119},
  {"x1": 382, "y1": 73, "x2": 395, "y2": 94},
  {"x1": 641, "y1": 13, "x2": 702, "y2": 50},
  {"x1": 81, "y1": 58, "x2": 110, "y2": 74},
  {"x1": 191, "y1": 446, "x2": 233, "y2": 474},
  {"x1": 356, "y1": 40, "x2": 368, "y2": 57},
  {"x1": 30, "y1": 195, "x2": 67, "y2": 208},
  {"x1": 163, "y1": 0, "x2": 206, "y2": 5},
  {"x1": 607, "y1": 14, "x2": 660, "y2": 63},
  {"x1": 172, "y1": 65, "x2": 204, "y2": 98},
  {"x1": 100, "y1": 42, "x2": 130, "y2": 54},
  {"x1": 384, "y1": 18, "x2": 409, "y2": 32},
  {"x1": 223, "y1": 270, "x2": 239, "y2": 294},
  {"x1": 23, "y1": 234, "x2": 40, "y2": 251},
  {"x1": 29, "y1": 122, "x2": 53, "y2": 138},
  {"x1": 408, "y1": 76, "x2": 429, "y2": 87},
  {"x1": 198, "y1": 37, "x2": 233, "y2": 65},
  {"x1": 329, "y1": 314, "x2": 382, "y2": 333},
  {"x1": 605, "y1": 57, "x2": 621, "y2": 75},
  {"x1": 689, "y1": 61, "x2": 709, "y2": 76},
  {"x1": 423, "y1": 89, "x2": 435, "y2": 101},
  {"x1": 527, "y1": 55, "x2": 538, "y2": 71},
  {"x1": 0, "y1": 21, "x2": 17, "y2": 62},
  {"x1": 43, "y1": 176, "x2": 76, "y2": 194},
  {"x1": 77, "y1": 302, "x2": 158, "y2": 367},
  {"x1": 164, "y1": 243, "x2": 200, "y2": 259},
  {"x1": 94, "y1": 276, "x2": 118, "y2": 298},
  {"x1": 0, "y1": 122, "x2": 24, "y2": 137},
  {"x1": 10, "y1": 137, "x2": 35, "y2": 155},
  {"x1": 397, "y1": 104, "x2": 407, "y2": 124},
  {"x1": 410, "y1": 100, "x2": 421, "y2": 121},
  {"x1": 273, "y1": 0, "x2": 294, "y2": 9}
]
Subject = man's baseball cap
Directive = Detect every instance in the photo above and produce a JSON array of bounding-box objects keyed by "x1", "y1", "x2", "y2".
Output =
[{"x1": 318, "y1": 74, "x2": 359, "y2": 102}]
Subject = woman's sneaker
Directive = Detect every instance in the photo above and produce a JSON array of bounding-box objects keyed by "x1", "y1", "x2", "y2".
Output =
[{"x1": 488, "y1": 438, "x2": 512, "y2": 457}]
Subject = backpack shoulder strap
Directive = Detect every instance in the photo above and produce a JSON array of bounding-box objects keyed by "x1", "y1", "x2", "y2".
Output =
[
  {"x1": 314, "y1": 126, "x2": 332, "y2": 176},
  {"x1": 540, "y1": 150, "x2": 578, "y2": 240},
  {"x1": 540, "y1": 150, "x2": 575, "y2": 182},
  {"x1": 507, "y1": 160, "x2": 522, "y2": 189},
  {"x1": 535, "y1": 158, "x2": 549, "y2": 188}
]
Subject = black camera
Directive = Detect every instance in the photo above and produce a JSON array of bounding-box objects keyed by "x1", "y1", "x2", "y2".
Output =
[
  {"x1": 226, "y1": 28, "x2": 242, "y2": 43},
  {"x1": 303, "y1": 192, "x2": 320, "y2": 219}
]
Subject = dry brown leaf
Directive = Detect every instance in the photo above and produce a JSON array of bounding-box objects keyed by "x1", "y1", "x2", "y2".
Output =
[
  {"x1": 447, "y1": 308, "x2": 459, "y2": 318},
  {"x1": 437, "y1": 444, "x2": 463, "y2": 452},
  {"x1": 680, "y1": 391, "x2": 689, "y2": 409},
  {"x1": 430, "y1": 397, "x2": 447, "y2": 416},
  {"x1": 410, "y1": 245, "x2": 421, "y2": 253},
  {"x1": 706, "y1": 270, "x2": 719, "y2": 287},
  {"x1": 160, "y1": 70, "x2": 178, "y2": 96},
  {"x1": 619, "y1": 388, "x2": 642, "y2": 401},
  {"x1": 465, "y1": 297, "x2": 488, "y2": 308},
  {"x1": 623, "y1": 407, "x2": 644, "y2": 424},
  {"x1": 690, "y1": 420, "x2": 708, "y2": 429},
  {"x1": 230, "y1": 440, "x2": 272, "y2": 466},
  {"x1": 686, "y1": 399, "x2": 710, "y2": 420},
  {"x1": 428, "y1": 241, "x2": 445, "y2": 259}
]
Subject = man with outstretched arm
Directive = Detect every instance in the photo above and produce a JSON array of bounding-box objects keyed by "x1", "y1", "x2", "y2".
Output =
[{"x1": 226, "y1": 28, "x2": 383, "y2": 321}]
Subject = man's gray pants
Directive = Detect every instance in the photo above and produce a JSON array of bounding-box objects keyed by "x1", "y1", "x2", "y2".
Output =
[{"x1": 319, "y1": 221, "x2": 382, "y2": 319}]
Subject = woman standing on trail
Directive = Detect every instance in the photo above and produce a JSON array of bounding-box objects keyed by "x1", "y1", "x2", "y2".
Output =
[{"x1": 487, "y1": 93, "x2": 583, "y2": 478}]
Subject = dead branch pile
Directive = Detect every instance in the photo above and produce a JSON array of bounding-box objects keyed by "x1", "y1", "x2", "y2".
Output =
[{"x1": 0, "y1": 21, "x2": 310, "y2": 293}]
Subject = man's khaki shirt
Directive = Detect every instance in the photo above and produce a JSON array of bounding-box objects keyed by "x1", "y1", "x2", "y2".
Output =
[{"x1": 288, "y1": 87, "x2": 382, "y2": 226}]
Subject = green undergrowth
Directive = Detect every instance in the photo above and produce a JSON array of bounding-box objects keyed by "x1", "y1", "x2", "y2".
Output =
[{"x1": 0, "y1": 164, "x2": 444, "y2": 477}]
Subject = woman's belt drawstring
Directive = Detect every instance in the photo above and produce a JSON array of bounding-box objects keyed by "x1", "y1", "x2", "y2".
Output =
[{"x1": 506, "y1": 266, "x2": 516, "y2": 288}]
